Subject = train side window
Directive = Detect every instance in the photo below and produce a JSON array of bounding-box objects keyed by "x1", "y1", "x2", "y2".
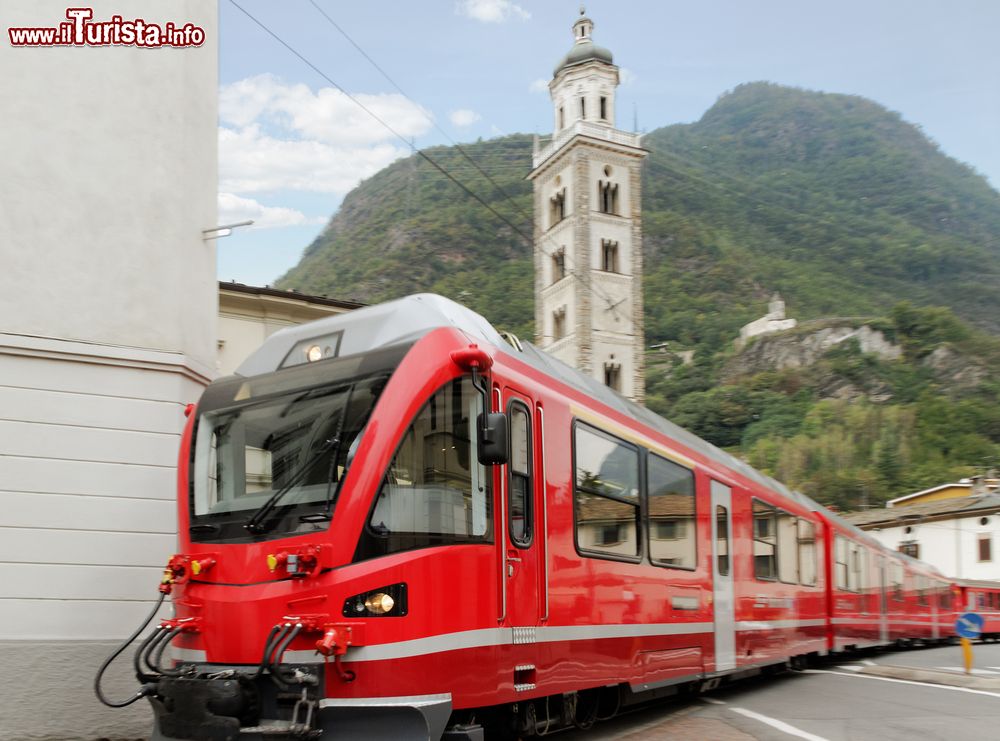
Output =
[
  {"x1": 797, "y1": 519, "x2": 817, "y2": 586},
  {"x1": 834, "y1": 536, "x2": 849, "y2": 591},
  {"x1": 716, "y1": 505, "x2": 730, "y2": 576},
  {"x1": 646, "y1": 454, "x2": 696, "y2": 570},
  {"x1": 573, "y1": 423, "x2": 640, "y2": 560},
  {"x1": 507, "y1": 402, "x2": 532, "y2": 547},
  {"x1": 939, "y1": 585, "x2": 951, "y2": 610},
  {"x1": 917, "y1": 576, "x2": 929, "y2": 606},
  {"x1": 891, "y1": 564, "x2": 904, "y2": 602},
  {"x1": 777, "y1": 510, "x2": 798, "y2": 583},
  {"x1": 359, "y1": 376, "x2": 492, "y2": 561},
  {"x1": 752, "y1": 499, "x2": 777, "y2": 580}
]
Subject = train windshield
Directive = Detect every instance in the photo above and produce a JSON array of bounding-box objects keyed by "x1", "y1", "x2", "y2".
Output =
[{"x1": 188, "y1": 344, "x2": 407, "y2": 543}]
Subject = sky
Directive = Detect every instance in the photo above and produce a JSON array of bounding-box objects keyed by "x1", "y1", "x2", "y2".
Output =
[{"x1": 217, "y1": 0, "x2": 1000, "y2": 287}]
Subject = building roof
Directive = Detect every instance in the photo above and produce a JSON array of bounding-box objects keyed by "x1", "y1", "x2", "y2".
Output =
[
  {"x1": 886, "y1": 482, "x2": 971, "y2": 507},
  {"x1": 554, "y1": 39, "x2": 614, "y2": 76},
  {"x1": 843, "y1": 493, "x2": 1000, "y2": 529},
  {"x1": 219, "y1": 281, "x2": 364, "y2": 311}
]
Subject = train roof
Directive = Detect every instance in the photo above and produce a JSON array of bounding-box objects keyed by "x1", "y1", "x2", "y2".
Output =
[{"x1": 233, "y1": 294, "x2": 872, "y2": 535}]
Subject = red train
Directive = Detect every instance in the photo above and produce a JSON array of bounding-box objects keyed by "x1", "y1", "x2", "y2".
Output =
[
  {"x1": 957, "y1": 580, "x2": 1000, "y2": 641},
  {"x1": 98, "y1": 295, "x2": 965, "y2": 740}
]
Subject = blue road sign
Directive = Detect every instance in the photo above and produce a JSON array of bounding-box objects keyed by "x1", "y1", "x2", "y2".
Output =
[{"x1": 956, "y1": 612, "x2": 985, "y2": 639}]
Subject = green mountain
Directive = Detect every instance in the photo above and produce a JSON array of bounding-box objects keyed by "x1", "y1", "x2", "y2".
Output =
[{"x1": 279, "y1": 82, "x2": 1000, "y2": 508}]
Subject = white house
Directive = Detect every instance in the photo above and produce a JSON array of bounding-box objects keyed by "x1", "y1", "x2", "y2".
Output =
[{"x1": 844, "y1": 487, "x2": 1000, "y2": 581}]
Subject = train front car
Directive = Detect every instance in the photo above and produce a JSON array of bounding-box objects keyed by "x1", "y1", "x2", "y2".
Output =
[{"x1": 150, "y1": 296, "x2": 510, "y2": 741}]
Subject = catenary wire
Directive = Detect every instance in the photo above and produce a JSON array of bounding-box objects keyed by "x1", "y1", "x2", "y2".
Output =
[{"x1": 228, "y1": 0, "x2": 621, "y2": 316}]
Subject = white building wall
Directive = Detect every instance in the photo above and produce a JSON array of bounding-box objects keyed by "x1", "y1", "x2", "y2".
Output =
[
  {"x1": 0, "y1": 2, "x2": 218, "y2": 738},
  {"x1": 867, "y1": 514, "x2": 1000, "y2": 580}
]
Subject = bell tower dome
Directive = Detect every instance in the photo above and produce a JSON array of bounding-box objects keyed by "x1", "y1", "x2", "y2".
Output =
[{"x1": 529, "y1": 9, "x2": 648, "y2": 402}]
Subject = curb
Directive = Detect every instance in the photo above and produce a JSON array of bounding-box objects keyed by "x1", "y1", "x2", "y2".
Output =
[{"x1": 861, "y1": 664, "x2": 1000, "y2": 691}]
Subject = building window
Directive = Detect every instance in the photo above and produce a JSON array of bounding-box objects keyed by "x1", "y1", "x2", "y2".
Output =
[
  {"x1": 551, "y1": 248, "x2": 565, "y2": 283},
  {"x1": 600, "y1": 96, "x2": 607, "y2": 120},
  {"x1": 598, "y1": 180, "x2": 619, "y2": 214},
  {"x1": 603, "y1": 359, "x2": 621, "y2": 391},
  {"x1": 899, "y1": 541, "x2": 919, "y2": 559},
  {"x1": 552, "y1": 307, "x2": 566, "y2": 341},
  {"x1": 558, "y1": 106, "x2": 565, "y2": 130},
  {"x1": 979, "y1": 534, "x2": 992, "y2": 562},
  {"x1": 549, "y1": 188, "x2": 566, "y2": 227},
  {"x1": 647, "y1": 454, "x2": 696, "y2": 570},
  {"x1": 601, "y1": 239, "x2": 619, "y2": 272},
  {"x1": 574, "y1": 424, "x2": 640, "y2": 559},
  {"x1": 595, "y1": 523, "x2": 625, "y2": 546},
  {"x1": 579, "y1": 97, "x2": 586, "y2": 120}
]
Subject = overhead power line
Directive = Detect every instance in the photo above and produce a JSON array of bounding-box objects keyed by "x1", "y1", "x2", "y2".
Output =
[
  {"x1": 305, "y1": 0, "x2": 621, "y2": 313},
  {"x1": 229, "y1": 0, "x2": 620, "y2": 317}
]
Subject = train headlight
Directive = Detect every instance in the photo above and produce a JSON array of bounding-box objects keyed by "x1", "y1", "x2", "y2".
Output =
[
  {"x1": 280, "y1": 331, "x2": 344, "y2": 368},
  {"x1": 343, "y1": 583, "x2": 408, "y2": 618},
  {"x1": 365, "y1": 593, "x2": 395, "y2": 614}
]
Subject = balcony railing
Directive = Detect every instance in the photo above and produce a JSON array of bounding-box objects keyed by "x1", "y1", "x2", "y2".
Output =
[{"x1": 533, "y1": 121, "x2": 642, "y2": 168}]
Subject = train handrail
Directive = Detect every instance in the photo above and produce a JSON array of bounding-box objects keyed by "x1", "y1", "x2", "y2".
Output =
[{"x1": 539, "y1": 404, "x2": 549, "y2": 623}]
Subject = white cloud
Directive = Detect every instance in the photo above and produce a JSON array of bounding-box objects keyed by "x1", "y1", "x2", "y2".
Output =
[
  {"x1": 217, "y1": 193, "x2": 324, "y2": 230},
  {"x1": 220, "y1": 74, "x2": 431, "y2": 146},
  {"x1": 619, "y1": 67, "x2": 637, "y2": 86},
  {"x1": 529, "y1": 78, "x2": 549, "y2": 94},
  {"x1": 455, "y1": 0, "x2": 529, "y2": 23},
  {"x1": 218, "y1": 74, "x2": 430, "y2": 196},
  {"x1": 219, "y1": 124, "x2": 409, "y2": 195},
  {"x1": 449, "y1": 109, "x2": 482, "y2": 127}
]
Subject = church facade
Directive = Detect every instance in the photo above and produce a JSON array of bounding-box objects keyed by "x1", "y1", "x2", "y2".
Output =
[{"x1": 529, "y1": 11, "x2": 648, "y2": 403}]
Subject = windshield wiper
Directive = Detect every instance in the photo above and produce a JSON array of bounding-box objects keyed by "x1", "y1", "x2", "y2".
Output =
[
  {"x1": 243, "y1": 426, "x2": 343, "y2": 535},
  {"x1": 300, "y1": 388, "x2": 355, "y2": 524}
]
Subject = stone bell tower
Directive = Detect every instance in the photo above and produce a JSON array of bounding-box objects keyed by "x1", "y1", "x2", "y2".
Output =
[{"x1": 528, "y1": 8, "x2": 648, "y2": 403}]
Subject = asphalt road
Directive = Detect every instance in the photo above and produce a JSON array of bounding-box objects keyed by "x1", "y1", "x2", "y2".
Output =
[{"x1": 557, "y1": 643, "x2": 1000, "y2": 741}]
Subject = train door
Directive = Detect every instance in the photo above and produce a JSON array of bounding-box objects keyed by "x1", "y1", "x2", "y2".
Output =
[
  {"x1": 501, "y1": 392, "x2": 540, "y2": 630},
  {"x1": 878, "y1": 556, "x2": 888, "y2": 643},
  {"x1": 711, "y1": 480, "x2": 736, "y2": 672}
]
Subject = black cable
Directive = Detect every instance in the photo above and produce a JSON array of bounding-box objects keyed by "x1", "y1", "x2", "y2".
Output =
[
  {"x1": 246, "y1": 624, "x2": 283, "y2": 679},
  {"x1": 151, "y1": 626, "x2": 187, "y2": 676},
  {"x1": 135, "y1": 625, "x2": 168, "y2": 680},
  {"x1": 94, "y1": 593, "x2": 165, "y2": 708},
  {"x1": 268, "y1": 624, "x2": 302, "y2": 687}
]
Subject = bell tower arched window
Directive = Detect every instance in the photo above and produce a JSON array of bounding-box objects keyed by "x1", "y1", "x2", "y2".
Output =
[
  {"x1": 601, "y1": 240, "x2": 619, "y2": 273},
  {"x1": 598, "y1": 180, "x2": 619, "y2": 215},
  {"x1": 549, "y1": 188, "x2": 566, "y2": 227},
  {"x1": 552, "y1": 248, "x2": 566, "y2": 283},
  {"x1": 604, "y1": 358, "x2": 621, "y2": 391},
  {"x1": 552, "y1": 306, "x2": 567, "y2": 341}
]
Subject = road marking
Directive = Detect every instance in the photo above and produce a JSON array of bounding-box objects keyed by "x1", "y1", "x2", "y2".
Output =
[
  {"x1": 936, "y1": 666, "x2": 1000, "y2": 675},
  {"x1": 802, "y1": 669, "x2": 1000, "y2": 699},
  {"x1": 701, "y1": 697, "x2": 726, "y2": 705},
  {"x1": 728, "y1": 707, "x2": 830, "y2": 741},
  {"x1": 837, "y1": 664, "x2": 864, "y2": 672},
  {"x1": 861, "y1": 659, "x2": 875, "y2": 666}
]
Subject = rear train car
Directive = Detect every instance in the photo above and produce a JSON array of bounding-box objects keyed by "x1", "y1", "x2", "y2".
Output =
[{"x1": 957, "y1": 579, "x2": 1000, "y2": 640}]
